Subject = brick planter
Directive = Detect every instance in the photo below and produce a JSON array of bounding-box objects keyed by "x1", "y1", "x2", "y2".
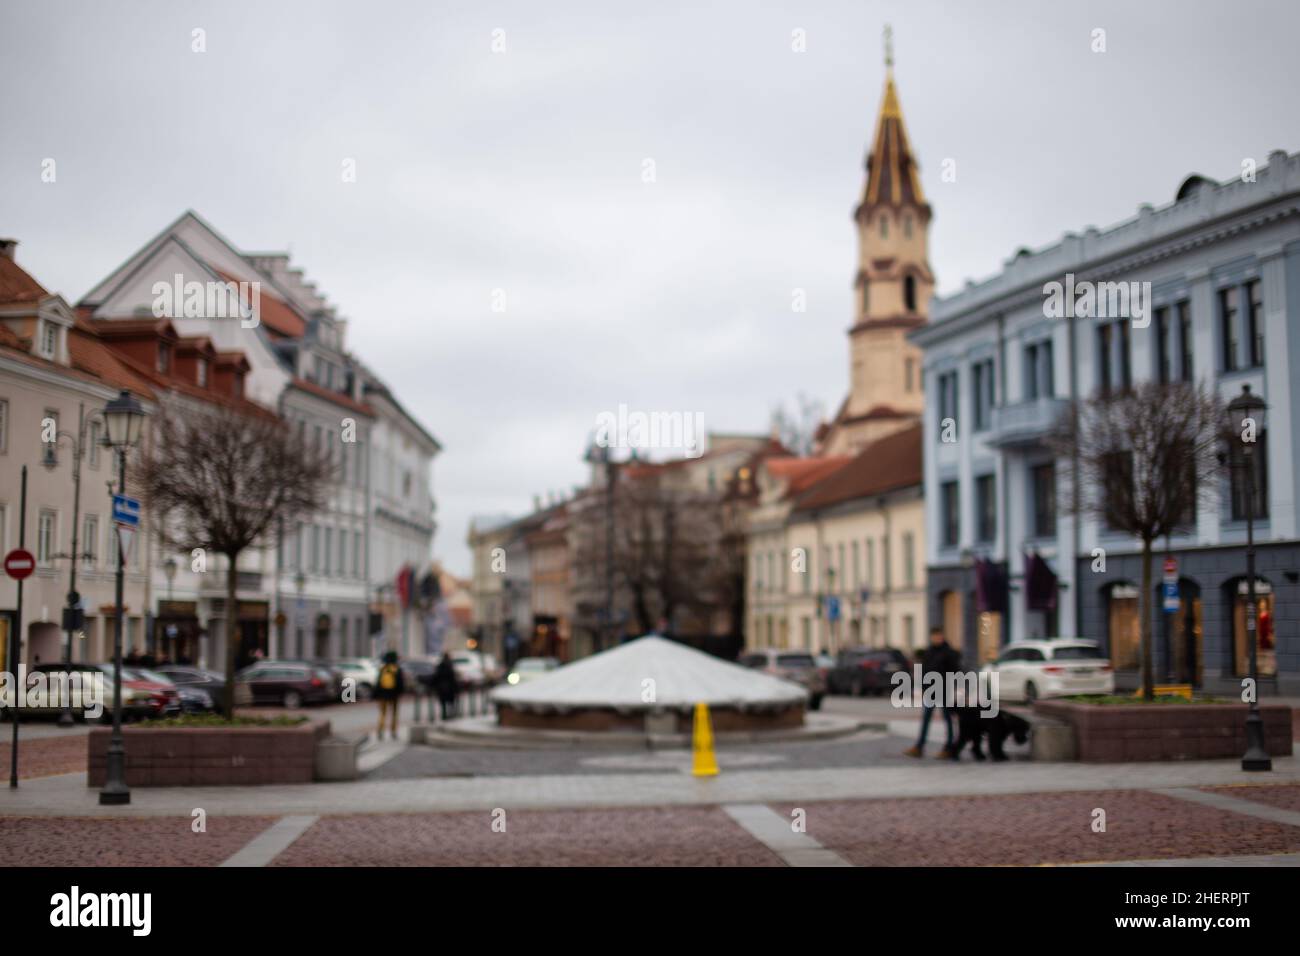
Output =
[
  {"x1": 87, "y1": 721, "x2": 330, "y2": 787},
  {"x1": 1032, "y1": 699, "x2": 1292, "y2": 762}
]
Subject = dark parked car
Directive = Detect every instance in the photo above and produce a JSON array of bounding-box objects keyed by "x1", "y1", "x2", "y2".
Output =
[
  {"x1": 827, "y1": 647, "x2": 910, "y2": 696},
  {"x1": 152, "y1": 664, "x2": 227, "y2": 706},
  {"x1": 401, "y1": 659, "x2": 436, "y2": 692},
  {"x1": 235, "y1": 660, "x2": 339, "y2": 708},
  {"x1": 129, "y1": 667, "x2": 217, "y2": 713}
]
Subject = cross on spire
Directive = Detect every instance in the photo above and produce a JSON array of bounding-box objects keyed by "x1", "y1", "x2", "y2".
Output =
[{"x1": 884, "y1": 23, "x2": 894, "y2": 71}]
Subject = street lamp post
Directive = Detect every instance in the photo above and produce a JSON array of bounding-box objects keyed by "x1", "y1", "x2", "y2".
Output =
[
  {"x1": 295, "y1": 571, "x2": 307, "y2": 659},
  {"x1": 1226, "y1": 384, "x2": 1271, "y2": 772},
  {"x1": 162, "y1": 556, "x2": 178, "y2": 660},
  {"x1": 584, "y1": 442, "x2": 616, "y2": 656},
  {"x1": 43, "y1": 403, "x2": 102, "y2": 727},
  {"x1": 99, "y1": 390, "x2": 148, "y2": 807}
]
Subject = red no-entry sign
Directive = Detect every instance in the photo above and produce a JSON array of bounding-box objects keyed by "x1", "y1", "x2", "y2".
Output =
[{"x1": 3, "y1": 548, "x2": 35, "y2": 580}]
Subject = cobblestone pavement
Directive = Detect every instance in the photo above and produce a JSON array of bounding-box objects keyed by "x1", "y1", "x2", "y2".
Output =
[
  {"x1": 12, "y1": 785, "x2": 1300, "y2": 866},
  {"x1": 773, "y1": 787, "x2": 1300, "y2": 866},
  {"x1": 0, "y1": 733, "x2": 89, "y2": 780},
  {"x1": 1203, "y1": 783, "x2": 1300, "y2": 812},
  {"x1": 1, "y1": 814, "x2": 277, "y2": 866},
  {"x1": 271, "y1": 806, "x2": 785, "y2": 867}
]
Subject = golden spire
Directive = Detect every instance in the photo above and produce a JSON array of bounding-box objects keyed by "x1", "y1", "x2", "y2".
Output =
[{"x1": 863, "y1": 25, "x2": 924, "y2": 208}]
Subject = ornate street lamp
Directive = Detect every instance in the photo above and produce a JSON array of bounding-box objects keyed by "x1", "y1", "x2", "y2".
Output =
[
  {"x1": 1224, "y1": 384, "x2": 1271, "y2": 772},
  {"x1": 99, "y1": 390, "x2": 148, "y2": 806}
]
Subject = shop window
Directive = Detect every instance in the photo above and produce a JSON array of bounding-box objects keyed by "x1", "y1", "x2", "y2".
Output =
[
  {"x1": 977, "y1": 611, "x2": 1001, "y2": 665},
  {"x1": 1232, "y1": 580, "x2": 1276, "y2": 677},
  {"x1": 1107, "y1": 584, "x2": 1140, "y2": 670}
]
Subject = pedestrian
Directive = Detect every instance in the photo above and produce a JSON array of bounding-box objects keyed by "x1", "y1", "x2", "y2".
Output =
[
  {"x1": 432, "y1": 651, "x2": 459, "y2": 720},
  {"x1": 903, "y1": 626, "x2": 962, "y2": 759},
  {"x1": 374, "y1": 651, "x2": 404, "y2": 740}
]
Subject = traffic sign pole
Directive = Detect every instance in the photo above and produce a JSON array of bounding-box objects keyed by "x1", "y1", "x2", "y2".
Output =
[{"x1": 7, "y1": 467, "x2": 27, "y2": 788}]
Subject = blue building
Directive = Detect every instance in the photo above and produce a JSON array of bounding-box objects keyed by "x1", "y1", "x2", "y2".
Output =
[{"x1": 911, "y1": 150, "x2": 1300, "y2": 695}]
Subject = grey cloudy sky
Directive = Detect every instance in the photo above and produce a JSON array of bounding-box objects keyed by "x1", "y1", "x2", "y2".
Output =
[{"x1": 2, "y1": 0, "x2": 1296, "y2": 574}]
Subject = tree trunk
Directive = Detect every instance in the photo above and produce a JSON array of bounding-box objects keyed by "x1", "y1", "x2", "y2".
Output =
[
  {"x1": 1140, "y1": 537, "x2": 1154, "y2": 701},
  {"x1": 223, "y1": 551, "x2": 240, "y2": 716}
]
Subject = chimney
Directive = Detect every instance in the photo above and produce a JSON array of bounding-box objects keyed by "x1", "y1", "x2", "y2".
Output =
[{"x1": 0, "y1": 239, "x2": 17, "y2": 260}]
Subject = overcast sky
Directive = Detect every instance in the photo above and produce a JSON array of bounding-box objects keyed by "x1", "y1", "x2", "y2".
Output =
[{"x1": 2, "y1": 0, "x2": 1296, "y2": 575}]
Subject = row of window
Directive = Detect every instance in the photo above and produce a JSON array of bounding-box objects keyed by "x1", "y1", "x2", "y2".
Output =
[
  {"x1": 295, "y1": 418, "x2": 366, "y2": 488},
  {"x1": 16, "y1": 508, "x2": 131, "y2": 570},
  {"x1": 939, "y1": 463, "x2": 1058, "y2": 549},
  {"x1": 752, "y1": 533, "x2": 919, "y2": 595},
  {"x1": 282, "y1": 521, "x2": 366, "y2": 579},
  {"x1": 939, "y1": 435, "x2": 1269, "y2": 554},
  {"x1": 933, "y1": 278, "x2": 1265, "y2": 439}
]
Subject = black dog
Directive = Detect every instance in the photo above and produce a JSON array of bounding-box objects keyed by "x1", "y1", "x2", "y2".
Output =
[{"x1": 948, "y1": 707, "x2": 1031, "y2": 762}]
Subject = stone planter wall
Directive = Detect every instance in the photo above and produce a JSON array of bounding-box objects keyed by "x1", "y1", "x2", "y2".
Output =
[
  {"x1": 1032, "y1": 700, "x2": 1292, "y2": 762},
  {"x1": 496, "y1": 704, "x2": 804, "y2": 733},
  {"x1": 87, "y1": 721, "x2": 330, "y2": 787}
]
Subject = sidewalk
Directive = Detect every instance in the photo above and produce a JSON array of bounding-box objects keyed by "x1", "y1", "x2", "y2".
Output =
[{"x1": 3, "y1": 746, "x2": 1298, "y2": 817}]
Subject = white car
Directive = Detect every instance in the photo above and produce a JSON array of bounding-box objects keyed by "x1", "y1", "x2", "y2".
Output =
[
  {"x1": 506, "y1": 657, "x2": 560, "y2": 685},
  {"x1": 983, "y1": 639, "x2": 1114, "y2": 703},
  {"x1": 334, "y1": 658, "x2": 381, "y2": 699},
  {"x1": 451, "y1": 651, "x2": 500, "y2": 687}
]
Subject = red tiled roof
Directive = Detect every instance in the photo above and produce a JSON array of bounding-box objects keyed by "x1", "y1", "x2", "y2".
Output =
[
  {"x1": 766, "y1": 456, "x2": 852, "y2": 497},
  {"x1": 215, "y1": 269, "x2": 306, "y2": 338},
  {"x1": 289, "y1": 376, "x2": 374, "y2": 417},
  {"x1": 86, "y1": 317, "x2": 177, "y2": 338},
  {"x1": 0, "y1": 255, "x2": 48, "y2": 306},
  {"x1": 792, "y1": 423, "x2": 922, "y2": 512}
]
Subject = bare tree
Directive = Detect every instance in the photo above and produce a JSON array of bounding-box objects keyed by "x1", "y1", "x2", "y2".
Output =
[
  {"x1": 770, "y1": 392, "x2": 825, "y2": 457},
  {"x1": 1052, "y1": 380, "x2": 1224, "y2": 699},
  {"x1": 570, "y1": 468, "x2": 736, "y2": 643},
  {"x1": 139, "y1": 400, "x2": 333, "y2": 715}
]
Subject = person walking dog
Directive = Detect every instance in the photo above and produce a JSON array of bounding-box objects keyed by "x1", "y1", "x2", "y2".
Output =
[{"x1": 903, "y1": 627, "x2": 962, "y2": 759}]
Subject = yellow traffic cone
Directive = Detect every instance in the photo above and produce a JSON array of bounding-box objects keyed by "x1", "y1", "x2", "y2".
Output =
[{"x1": 692, "y1": 702, "x2": 719, "y2": 777}]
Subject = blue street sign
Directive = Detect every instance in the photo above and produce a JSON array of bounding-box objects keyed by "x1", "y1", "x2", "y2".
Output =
[
  {"x1": 1163, "y1": 580, "x2": 1180, "y2": 613},
  {"x1": 112, "y1": 494, "x2": 140, "y2": 527},
  {"x1": 826, "y1": 596, "x2": 841, "y2": 622}
]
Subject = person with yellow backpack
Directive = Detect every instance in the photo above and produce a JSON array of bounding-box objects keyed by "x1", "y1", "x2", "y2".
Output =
[{"x1": 374, "y1": 651, "x2": 405, "y2": 740}]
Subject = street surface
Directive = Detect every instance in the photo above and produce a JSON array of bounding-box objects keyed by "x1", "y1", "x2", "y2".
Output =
[{"x1": 3, "y1": 694, "x2": 1299, "y2": 866}]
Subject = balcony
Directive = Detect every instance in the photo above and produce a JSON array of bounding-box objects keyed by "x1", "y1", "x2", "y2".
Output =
[{"x1": 986, "y1": 397, "x2": 1069, "y2": 448}]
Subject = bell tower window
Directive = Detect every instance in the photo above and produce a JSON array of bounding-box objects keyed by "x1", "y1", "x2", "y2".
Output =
[
  {"x1": 879, "y1": 216, "x2": 889, "y2": 239},
  {"x1": 904, "y1": 275, "x2": 917, "y2": 313}
]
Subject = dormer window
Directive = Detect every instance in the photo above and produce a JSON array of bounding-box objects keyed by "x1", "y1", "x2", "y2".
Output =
[
  {"x1": 233, "y1": 372, "x2": 245, "y2": 398},
  {"x1": 197, "y1": 358, "x2": 208, "y2": 387},
  {"x1": 40, "y1": 320, "x2": 58, "y2": 359},
  {"x1": 158, "y1": 341, "x2": 172, "y2": 374}
]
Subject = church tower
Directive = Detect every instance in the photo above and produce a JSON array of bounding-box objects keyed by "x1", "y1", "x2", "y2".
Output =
[{"x1": 820, "y1": 27, "x2": 933, "y2": 457}]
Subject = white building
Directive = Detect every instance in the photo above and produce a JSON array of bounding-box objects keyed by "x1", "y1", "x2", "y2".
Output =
[{"x1": 78, "y1": 212, "x2": 439, "y2": 665}]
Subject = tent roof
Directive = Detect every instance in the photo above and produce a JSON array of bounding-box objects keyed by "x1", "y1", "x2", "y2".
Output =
[{"x1": 491, "y1": 636, "x2": 806, "y2": 712}]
